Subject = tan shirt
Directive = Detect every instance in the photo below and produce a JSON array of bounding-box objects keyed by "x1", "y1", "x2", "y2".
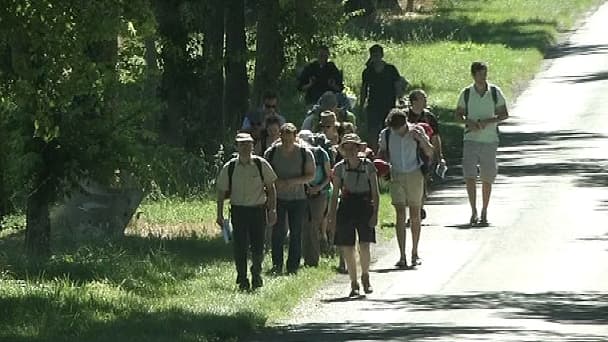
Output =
[{"x1": 216, "y1": 156, "x2": 277, "y2": 206}]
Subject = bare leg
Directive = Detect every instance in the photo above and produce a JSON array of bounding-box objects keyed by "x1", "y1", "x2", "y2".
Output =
[
  {"x1": 341, "y1": 246, "x2": 358, "y2": 292},
  {"x1": 481, "y1": 181, "x2": 492, "y2": 220},
  {"x1": 394, "y1": 205, "x2": 407, "y2": 262},
  {"x1": 465, "y1": 178, "x2": 478, "y2": 220},
  {"x1": 409, "y1": 206, "x2": 421, "y2": 260}
]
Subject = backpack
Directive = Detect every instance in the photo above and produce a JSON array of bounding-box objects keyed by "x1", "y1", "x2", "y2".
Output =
[
  {"x1": 339, "y1": 158, "x2": 373, "y2": 194},
  {"x1": 266, "y1": 145, "x2": 307, "y2": 176},
  {"x1": 384, "y1": 127, "x2": 432, "y2": 176},
  {"x1": 226, "y1": 156, "x2": 264, "y2": 198}
]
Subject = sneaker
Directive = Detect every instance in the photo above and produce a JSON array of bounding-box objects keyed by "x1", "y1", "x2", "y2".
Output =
[
  {"x1": 349, "y1": 281, "x2": 360, "y2": 297},
  {"x1": 252, "y1": 275, "x2": 263, "y2": 289},
  {"x1": 412, "y1": 255, "x2": 422, "y2": 266},
  {"x1": 361, "y1": 273, "x2": 373, "y2": 294},
  {"x1": 395, "y1": 259, "x2": 408, "y2": 269}
]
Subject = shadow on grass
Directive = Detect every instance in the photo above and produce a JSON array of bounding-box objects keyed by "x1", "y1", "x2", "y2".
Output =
[
  {"x1": 249, "y1": 292, "x2": 607, "y2": 341},
  {"x1": 0, "y1": 293, "x2": 262, "y2": 342},
  {"x1": 0, "y1": 231, "x2": 233, "y2": 295}
]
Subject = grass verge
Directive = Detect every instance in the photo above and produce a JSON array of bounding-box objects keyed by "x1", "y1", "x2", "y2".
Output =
[{"x1": 1, "y1": 0, "x2": 605, "y2": 340}]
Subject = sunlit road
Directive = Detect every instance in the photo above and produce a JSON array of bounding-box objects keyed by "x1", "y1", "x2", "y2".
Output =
[{"x1": 250, "y1": 3, "x2": 608, "y2": 341}]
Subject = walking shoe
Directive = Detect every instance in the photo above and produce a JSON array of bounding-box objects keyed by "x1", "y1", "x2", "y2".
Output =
[
  {"x1": 412, "y1": 255, "x2": 422, "y2": 266},
  {"x1": 395, "y1": 258, "x2": 408, "y2": 269},
  {"x1": 237, "y1": 279, "x2": 250, "y2": 291},
  {"x1": 349, "y1": 281, "x2": 360, "y2": 297},
  {"x1": 469, "y1": 213, "x2": 478, "y2": 226},
  {"x1": 269, "y1": 265, "x2": 282, "y2": 276},
  {"x1": 361, "y1": 273, "x2": 373, "y2": 294},
  {"x1": 252, "y1": 275, "x2": 263, "y2": 290}
]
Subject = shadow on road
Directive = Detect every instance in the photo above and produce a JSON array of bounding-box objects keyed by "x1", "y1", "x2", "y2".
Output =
[
  {"x1": 544, "y1": 43, "x2": 608, "y2": 59},
  {"x1": 250, "y1": 291, "x2": 607, "y2": 341}
]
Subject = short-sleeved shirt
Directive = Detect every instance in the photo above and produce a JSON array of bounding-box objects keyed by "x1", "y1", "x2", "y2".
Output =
[
  {"x1": 298, "y1": 61, "x2": 343, "y2": 104},
  {"x1": 309, "y1": 147, "x2": 330, "y2": 188},
  {"x1": 406, "y1": 108, "x2": 440, "y2": 137},
  {"x1": 216, "y1": 156, "x2": 278, "y2": 206},
  {"x1": 265, "y1": 143, "x2": 315, "y2": 200},
  {"x1": 457, "y1": 83, "x2": 507, "y2": 143},
  {"x1": 378, "y1": 125, "x2": 422, "y2": 173},
  {"x1": 362, "y1": 63, "x2": 400, "y2": 112},
  {"x1": 334, "y1": 159, "x2": 377, "y2": 194}
]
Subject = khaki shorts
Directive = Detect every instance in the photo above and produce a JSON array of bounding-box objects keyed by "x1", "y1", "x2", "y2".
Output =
[
  {"x1": 462, "y1": 141, "x2": 498, "y2": 183},
  {"x1": 390, "y1": 169, "x2": 424, "y2": 207}
]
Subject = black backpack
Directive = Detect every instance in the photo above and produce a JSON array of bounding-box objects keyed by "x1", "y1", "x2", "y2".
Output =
[
  {"x1": 384, "y1": 128, "x2": 432, "y2": 176},
  {"x1": 226, "y1": 156, "x2": 264, "y2": 197}
]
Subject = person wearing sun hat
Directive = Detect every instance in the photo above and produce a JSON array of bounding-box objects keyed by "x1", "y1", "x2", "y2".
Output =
[
  {"x1": 216, "y1": 132, "x2": 278, "y2": 291},
  {"x1": 327, "y1": 133, "x2": 380, "y2": 297}
]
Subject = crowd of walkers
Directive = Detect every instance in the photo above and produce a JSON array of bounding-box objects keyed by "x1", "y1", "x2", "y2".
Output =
[{"x1": 216, "y1": 44, "x2": 508, "y2": 296}]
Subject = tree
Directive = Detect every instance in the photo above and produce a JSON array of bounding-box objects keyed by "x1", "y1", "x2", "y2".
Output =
[
  {"x1": 252, "y1": 0, "x2": 284, "y2": 105},
  {"x1": 224, "y1": 0, "x2": 249, "y2": 133},
  {"x1": 0, "y1": 1, "x2": 155, "y2": 256}
]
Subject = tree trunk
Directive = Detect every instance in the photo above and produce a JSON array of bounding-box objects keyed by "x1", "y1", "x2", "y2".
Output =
[
  {"x1": 199, "y1": 0, "x2": 225, "y2": 152},
  {"x1": 224, "y1": 0, "x2": 249, "y2": 134},
  {"x1": 295, "y1": 0, "x2": 314, "y2": 67},
  {"x1": 25, "y1": 155, "x2": 51, "y2": 257},
  {"x1": 405, "y1": 0, "x2": 415, "y2": 12},
  {"x1": 252, "y1": 0, "x2": 284, "y2": 106}
]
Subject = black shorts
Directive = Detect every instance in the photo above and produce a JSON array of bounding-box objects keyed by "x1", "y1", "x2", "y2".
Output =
[{"x1": 334, "y1": 193, "x2": 376, "y2": 246}]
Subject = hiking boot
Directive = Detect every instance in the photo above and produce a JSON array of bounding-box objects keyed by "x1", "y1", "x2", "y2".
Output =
[
  {"x1": 252, "y1": 275, "x2": 263, "y2": 290},
  {"x1": 237, "y1": 278, "x2": 250, "y2": 291},
  {"x1": 349, "y1": 281, "x2": 360, "y2": 297},
  {"x1": 361, "y1": 273, "x2": 373, "y2": 294}
]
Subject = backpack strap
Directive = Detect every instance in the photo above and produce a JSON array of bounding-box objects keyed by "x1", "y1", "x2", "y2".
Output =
[
  {"x1": 465, "y1": 85, "x2": 498, "y2": 114},
  {"x1": 464, "y1": 87, "x2": 470, "y2": 115},
  {"x1": 384, "y1": 128, "x2": 391, "y2": 160},
  {"x1": 300, "y1": 146, "x2": 307, "y2": 176}
]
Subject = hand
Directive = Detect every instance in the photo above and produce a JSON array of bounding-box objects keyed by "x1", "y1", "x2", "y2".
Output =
[
  {"x1": 368, "y1": 213, "x2": 378, "y2": 228},
  {"x1": 267, "y1": 210, "x2": 277, "y2": 226},
  {"x1": 216, "y1": 215, "x2": 225, "y2": 227}
]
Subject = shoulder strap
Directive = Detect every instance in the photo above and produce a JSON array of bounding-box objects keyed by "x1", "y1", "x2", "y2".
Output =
[
  {"x1": 300, "y1": 147, "x2": 307, "y2": 175},
  {"x1": 384, "y1": 128, "x2": 391, "y2": 160},
  {"x1": 490, "y1": 85, "x2": 498, "y2": 107},
  {"x1": 227, "y1": 159, "x2": 237, "y2": 194},
  {"x1": 253, "y1": 156, "x2": 264, "y2": 183},
  {"x1": 267, "y1": 145, "x2": 277, "y2": 165},
  {"x1": 464, "y1": 87, "x2": 471, "y2": 114}
]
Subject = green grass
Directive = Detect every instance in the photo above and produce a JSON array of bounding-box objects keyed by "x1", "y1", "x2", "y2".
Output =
[{"x1": 1, "y1": 0, "x2": 605, "y2": 340}]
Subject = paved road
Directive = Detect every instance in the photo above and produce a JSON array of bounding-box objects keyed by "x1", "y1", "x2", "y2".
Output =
[{"x1": 250, "y1": 3, "x2": 608, "y2": 341}]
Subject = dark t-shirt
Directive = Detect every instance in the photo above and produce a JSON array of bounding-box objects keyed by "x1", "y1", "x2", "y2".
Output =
[
  {"x1": 362, "y1": 63, "x2": 400, "y2": 112},
  {"x1": 298, "y1": 61, "x2": 343, "y2": 104},
  {"x1": 406, "y1": 108, "x2": 440, "y2": 137}
]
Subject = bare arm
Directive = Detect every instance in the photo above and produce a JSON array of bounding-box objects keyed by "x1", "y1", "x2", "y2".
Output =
[
  {"x1": 480, "y1": 105, "x2": 509, "y2": 125},
  {"x1": 431, "y1": 135, "x2": 444, "y2": 162}
]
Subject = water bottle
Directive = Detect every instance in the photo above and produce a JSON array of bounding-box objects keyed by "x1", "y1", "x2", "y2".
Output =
[{"x1": 222, "y1": 218, "x2": 233, "y2": 243}]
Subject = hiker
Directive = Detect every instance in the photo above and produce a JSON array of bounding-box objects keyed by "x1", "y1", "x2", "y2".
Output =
[
  {"x1": 405, "y1": 89, "x2": 446, "y2": 221},
  {"x1": 265, "y1": 123, "x2": 315, "y2": 275},
  {"x1": 241, "y1": 90, "x2": 286, "y2": 140},
  {"x1": 455, "y1": 61, "x2": 508, "y2": 226},
  {"x1": 216, "y1": 133, "x2": 278, "y2": 291},
  {"x1": 328, "y1": 133, "x2": 380, "y2": 297},
  {"x1": 298, "y1": 130, "x2": 332, "y2": 267},
  {"x1": 255, "y1": 116, "x2": 282, "y2": 156},
  {"x1": 378, "y1": 109, "x2": 434, "y2": 269},
  {"x1": 302, "y1": 91, "x2": 356, "y2": 133},
  {"x1": 297, "y1": 45, "x2": 344, "y2": 105},
  {"x1": 359, "y1": 44, "x2": 404, "y2": 151}
]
